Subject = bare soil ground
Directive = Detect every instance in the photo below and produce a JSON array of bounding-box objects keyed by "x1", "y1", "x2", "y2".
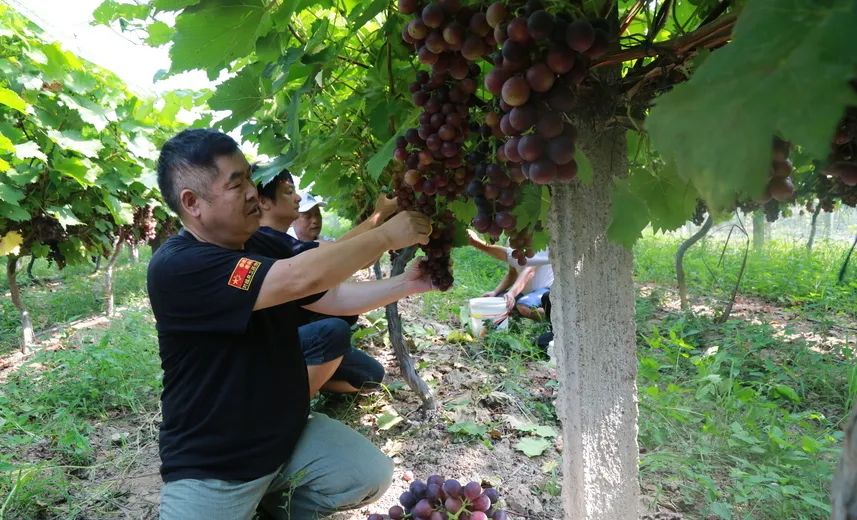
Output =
[{"x1": 2, "y1": 283, "x2": 853, "y2": 519}]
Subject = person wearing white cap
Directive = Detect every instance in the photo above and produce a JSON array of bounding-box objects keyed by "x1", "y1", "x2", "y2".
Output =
[
  {"x1": 292, "y1": 190, "x2": 399, "y2": 244},
  {"x1": 291, "y1": 192, "x2": 326, "y2": 241}
]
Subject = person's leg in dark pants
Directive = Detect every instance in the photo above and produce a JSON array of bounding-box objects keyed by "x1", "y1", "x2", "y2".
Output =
[{"x1": 299, "y1": 318, "x2": 353, "y2": 395}]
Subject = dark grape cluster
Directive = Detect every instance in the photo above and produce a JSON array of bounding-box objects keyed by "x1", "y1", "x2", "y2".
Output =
[
  {"x1": 763, "y1": 137, "x2": 795, "y2": 202},
  {"x1": 466, "y1": 139, "x2": 519, "y2": 239},
  {"x1": 398, "y1": 0, "x2": 498, "y2": 290},
  {"x1": 690, "y1": 199, "x2": 707, "y2": 226},
  {"x1": 366, "y1": 475, "x2": 507, "y2": 520},
  {"x1": 483, "y1": 3, "x2": 606, "y2": 185},
  {"x1": 23, "y1": 214, "x2": 69, "y2": 268},
  {"x1": 421, "y1": 210, "x2": 456, "y2": 290},
  {"x1": 395, "y1": 1, "x2": 610, "y2": 287},
  {"x1": 124, "y1": 205, "x2": 157, "y2": 245},
  {"x1": 822, "y1": 107, "x2": 857, "y2": 199}
]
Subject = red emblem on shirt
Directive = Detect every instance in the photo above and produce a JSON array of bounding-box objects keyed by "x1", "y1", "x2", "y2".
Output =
[{"x1": 227, "y1": 258, "x2": 261, "y2": 290}]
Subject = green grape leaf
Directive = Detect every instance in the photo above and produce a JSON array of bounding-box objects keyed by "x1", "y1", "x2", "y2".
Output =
[
  {"x1": 58, "y1": 93, "x2": 113, "y2": 132},
  {"x1": 512, "y1": 184, "x2": 548, "y2": 231},
  {"x1": 0, "y1": 201, "x2": 30, "y2": 221},
  {"x1": 15, "y1": 141, "x2": 46, "y2": 162},
  {"x1": 153, "y1": 0, "x2": 200, "y2": 11},
  {"x1": 0, "y1": 183, "x2": 25, "y2": 205},
  {"x1": 92, "y1": 1, "x2": 150, "y2": 24},
  {"x1": 347, "y1": 0, "x2": 387, "y2": 32},
  {"x1": 574, "y1": 148, "x2": 592, "y2": 184},
  {"x1": 376, "y1": 410, "x2": 403, "y2": 431},
  {"x1": 512, "y1": 422, "x2": 558, "y2": 438},
  {"x1": 615, "y1": 161, "x2": 699, "y2": 238},
  {"x1": 47, "y1": 206, "x2": 84, "y2": 227},
  {"x1": 169, "y1": 0, "x2": 267, "y2": 75},
  {"x1": 252, "y1": 153, "x2": 295, "y2": 187},
  {"x1": 366, "y1": 132, "x2": 399, "y2": 181},
  {"x1": 39, "y1": 43, "x2": 84, "y2": 80},
  {"x1": 0, "y1": 158, "x2": 10, "y2": 172},
  {"x1": 448, "y1": 199, "x2": 477, "y2": 227},
  {"x1": 209, "y1": 65, "x2": 264, "y2": 130},
  {"x1": 607, "y1": 182, "x2": 650, "y2": 248},
  {"x1": 145, "y1": 21, "x2": 174, "y2": 46},
  {"x1": 47, "y1": 130, "x2": 104, "y2": 158},
  {"x1": 647, "y1": 0, "x2": 857, "y2": 211},
  {"x1": 448, "y1": 421, "x2": 488, "y2": 438},
  {"x1": 514, "y1": 436, "x2": 552, "y2": 457},
  {"x1": 0, "y1": 87, "x2": 28, "y2": 113},
  {"x1": 54, "y1": 156, "x2": 98, "y2": 186}
]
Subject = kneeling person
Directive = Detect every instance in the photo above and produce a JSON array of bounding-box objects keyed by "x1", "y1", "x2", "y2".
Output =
[
  {"x1": 151, "y1": 129, "x2": 434, "y2": 519},
  {"x1": 254, "y1": 167, "x2": 391, "y2": 393}
]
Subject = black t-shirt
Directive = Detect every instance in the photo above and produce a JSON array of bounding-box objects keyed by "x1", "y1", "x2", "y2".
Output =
[
  {"x1": 254, "y1": 226, "x2": 319, "y2": 256},
  {"x1": 147, "y1": 229, "x2": 323, "y2": 482}
]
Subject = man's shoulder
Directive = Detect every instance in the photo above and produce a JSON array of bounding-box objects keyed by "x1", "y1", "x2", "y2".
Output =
[
  {"x1": 148, "y1": 232, "x2": 234, "y2": 279},
  {"x1": 248, "y1": 228, "x2": 295, "y2": 258}
]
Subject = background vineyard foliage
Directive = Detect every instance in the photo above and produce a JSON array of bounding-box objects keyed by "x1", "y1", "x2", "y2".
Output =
[{"x1": 0, "y1": 4, "x2": 195, "y2": 266}]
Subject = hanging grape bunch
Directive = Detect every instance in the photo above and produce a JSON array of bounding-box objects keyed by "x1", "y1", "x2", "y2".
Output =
[
  {"x1": 397, "y1": 0, "x2": 497, "y2": 290},
  {"x1": 366, "y1": 475, "x2": 508, "y2": 520},
  {"x1": 123, "y1": 205, "x2": 157, "y2": 245},
  {"x1": 484, "y1": 2, "x2": 608, "y2": 185},
  {"x1": 690, "y1": 199, "x2": 707, "y2": 226},
  {"x1": 824, "y1": 107, "x2": 857, "y2": 190},
  {"x1": 22, "y1": 214, "x2": 69, "y2": 268},
  {"x1": 765, "y1": 137, "x2": 796, "y2": 202}
]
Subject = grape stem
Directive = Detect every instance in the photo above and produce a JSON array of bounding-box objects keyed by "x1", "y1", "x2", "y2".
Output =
[{"x1": 591, "y1": 13, "x2": 736, "y2": 68}]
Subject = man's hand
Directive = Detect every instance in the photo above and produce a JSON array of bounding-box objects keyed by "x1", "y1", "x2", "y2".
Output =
[
  {"x1": 378, "y1": 211, "x2": 431, "y2": 250},
  {"x1": 482, "y1": 290, "x2": 497, "y2": 297},
  {"x1": 374, "y1": 194, "x2": 399, "y2": 221},
  {"x1": 467, "y1": 229, "x2": 483, "y2": 248},
  {"x1": 402, "y1": 258, "x2": 435, "y2": 293},
  {"x1": 503, "y1": 291, "x2": 517, "y2": 312}
]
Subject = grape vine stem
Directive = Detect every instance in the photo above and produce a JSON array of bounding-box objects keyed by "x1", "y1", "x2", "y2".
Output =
[{"x1": 591, "y1": 13, "x2": 737, "y2": 68}]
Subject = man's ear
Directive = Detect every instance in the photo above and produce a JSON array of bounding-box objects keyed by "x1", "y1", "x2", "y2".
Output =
[
  {"x1": 259, "y1": 196, "x2": 274, "y2": 211},
  {"x1": 180, "y1": 189, "x2": 202, "y2": 218}
]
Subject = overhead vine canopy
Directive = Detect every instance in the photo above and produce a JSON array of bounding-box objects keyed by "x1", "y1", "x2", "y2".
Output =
[{"x1": 92, "y1": 0, "x2": 857, "y2": 245}]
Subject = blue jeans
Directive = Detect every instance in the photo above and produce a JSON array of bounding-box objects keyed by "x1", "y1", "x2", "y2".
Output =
[
  {"x1": 159, "y1": 413, "x2": 393, "y2": 519},
  {"x1": 299, "y1": 318, "x2": 385, "y2": 389}
]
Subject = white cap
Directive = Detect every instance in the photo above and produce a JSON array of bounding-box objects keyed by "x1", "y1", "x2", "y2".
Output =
[{"x1": 298, "y1": 192, "x2": 326, "y2": 213}]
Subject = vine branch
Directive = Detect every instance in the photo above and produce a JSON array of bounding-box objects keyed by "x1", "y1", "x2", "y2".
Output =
[
  {"x1": 286, "y1": 23, "x2": 370, "y2": 69},
  {"x1": 592, "y1": 13, "x2": 737, "y2": 68}
]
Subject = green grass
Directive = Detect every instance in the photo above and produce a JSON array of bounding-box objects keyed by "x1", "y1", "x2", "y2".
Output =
[
  {"x1": 635, "y1": 297, "x2": 850, "y2": 519},
  {"x1": 0, "y1": 309, "x2": 161, "y2": 519},
  {"x1": 0, "y1": 250, "x2": 151, "y2": 354},
  {"x1": 635, "y1": 236, "x2": 857, "y2": 318}
]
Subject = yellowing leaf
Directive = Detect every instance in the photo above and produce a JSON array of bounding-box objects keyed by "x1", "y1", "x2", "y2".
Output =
[
  {"x1": 0, "y1": 87, "x2": 28, "y2": 113},
  {"x1": 376, "y1": 407, "x2": 403, "y2": 431},
  {"x1": 0, "y1": 231, "x2": 23, "y2": 256},
  {"x1": 514, "y1": 436, "x2": 552, "y2": 457}
]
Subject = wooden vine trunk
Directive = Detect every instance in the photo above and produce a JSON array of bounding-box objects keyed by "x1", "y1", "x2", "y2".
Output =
[
  {"x1": 6, "y1": 256, "x2": 34, "y2": 353},
  {"x1": 676, "y1": 216, "x2": 713, "y2": 310},
  {"x1": 104, "y1": 231, "x2": 125, "y2": 317},
  {"x1": 375, "y1": 249, "x2": 436, "y2": 410}
]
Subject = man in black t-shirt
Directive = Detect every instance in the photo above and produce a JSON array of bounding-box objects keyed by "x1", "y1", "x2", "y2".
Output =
[
  {"x1": 253, "y1": 167, "x2": 392, "y2": 393},
  {"x1": 149, "y1": 129, "x2": 432, "y2": 520}
]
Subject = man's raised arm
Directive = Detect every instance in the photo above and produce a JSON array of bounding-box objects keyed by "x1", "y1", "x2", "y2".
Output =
[{"x1": 254, "y1": 211, "x2": 430, "y2": 310}]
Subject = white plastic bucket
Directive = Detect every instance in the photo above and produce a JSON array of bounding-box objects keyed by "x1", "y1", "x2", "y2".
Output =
[{"x1": 468, "y1": 297, "x2": 508, "y2": 337}]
